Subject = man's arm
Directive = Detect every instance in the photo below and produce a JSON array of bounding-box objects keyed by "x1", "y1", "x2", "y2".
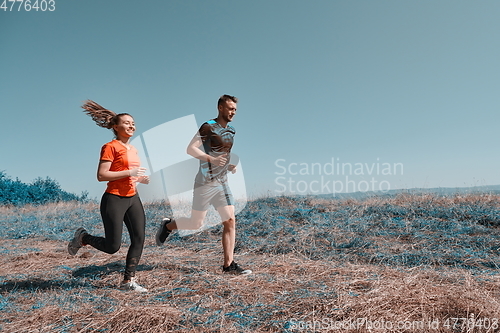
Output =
[
  {"x1": 186, "y1": 132, "x2": 227, "y2": 166},
  {"x1": 186, "y1": 133, "x2": 209, "y2": 161}
]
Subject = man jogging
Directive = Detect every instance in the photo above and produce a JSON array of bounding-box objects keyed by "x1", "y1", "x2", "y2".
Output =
[{"x1": 156, "y1": 94, "x2": 251, "y2": 275}]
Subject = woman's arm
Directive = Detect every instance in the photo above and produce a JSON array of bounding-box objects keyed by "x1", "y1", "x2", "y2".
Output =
[{"x1": 97, "y1": 160, "x2": 145, "y2": 182}]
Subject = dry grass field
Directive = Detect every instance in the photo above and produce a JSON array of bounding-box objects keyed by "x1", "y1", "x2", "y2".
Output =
[{"x1": 1, "y1": 193, "x2": 500, "y2": 332}]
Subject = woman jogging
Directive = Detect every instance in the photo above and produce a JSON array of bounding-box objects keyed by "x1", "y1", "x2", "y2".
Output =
[{"x1": 68, "y1": 100, "x2": 150, "y2": 292}]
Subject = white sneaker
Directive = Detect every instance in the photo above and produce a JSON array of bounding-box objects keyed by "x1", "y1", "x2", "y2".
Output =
[{"x1": 119, "y1": 279, "x2": 148, "y2": 293}]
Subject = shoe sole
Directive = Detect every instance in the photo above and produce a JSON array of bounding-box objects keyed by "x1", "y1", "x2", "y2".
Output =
[
  {"x1": 224, "y1": 270, "x2": 252, "y2": 275},
  {"x1": 223, "y1": 268, "x2": 253, "y2": 275},
  {"x1": 119, "y1": 286, "x2": 148, "y2": 293},
  {"x1": 119, "y1": 282, "x2": 148, "y2": 293}
]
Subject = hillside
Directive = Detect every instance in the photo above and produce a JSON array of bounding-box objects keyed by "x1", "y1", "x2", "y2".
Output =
[{"x1": 1, "y1": 193, "x2": 500, "y2": 332}]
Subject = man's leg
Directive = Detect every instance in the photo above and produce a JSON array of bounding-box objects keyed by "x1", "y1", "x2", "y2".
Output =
[
  {"x1": 161, "y1": 181, "x2": 211, "y2": 234},
  {"x1": 217, "y1": 205, "x2": 236, "y2": 267},
  {"x1": 168, "y1": 209, "x2": 206, "y2": 230},
  {"x1": 156, "y1": 209, "x2": 207, "y2": 245},
  {"x1": 218, "y1": 204, "x2": 251, "y2": 274}
]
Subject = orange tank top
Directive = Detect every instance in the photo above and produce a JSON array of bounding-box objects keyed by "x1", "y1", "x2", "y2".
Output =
[{"x1": 100, "y1": 140, "x2": 141, "y2": 197}]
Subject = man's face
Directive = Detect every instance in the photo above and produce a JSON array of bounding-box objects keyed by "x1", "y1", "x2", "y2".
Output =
[{"x1": 218, "y1": 100, "x2": 237, "y2": 123}]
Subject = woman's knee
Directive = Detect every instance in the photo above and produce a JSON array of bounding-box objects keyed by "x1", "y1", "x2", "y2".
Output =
[
  {"x1": 130, "y1": 233, "x2": 145, "y2": 247},
  {"x1": 104, "y1": 241, "x2": 121, "y2": 254}
]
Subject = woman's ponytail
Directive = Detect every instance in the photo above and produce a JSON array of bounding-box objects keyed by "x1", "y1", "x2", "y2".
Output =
[{"x1": 81, "y1": 100, "x2": 117, "y2": 129}]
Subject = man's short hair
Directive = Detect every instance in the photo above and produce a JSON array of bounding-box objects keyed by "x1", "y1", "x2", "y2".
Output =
[{"x1": 218, "y1": 94, "x2": 238, "y2": 107}]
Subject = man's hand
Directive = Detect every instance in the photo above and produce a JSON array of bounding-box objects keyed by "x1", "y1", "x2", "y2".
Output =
[
  {"x1": 228, "y1": 164, "x2": 237, "y2": 174},
  {"x1": 210, "y1": 153, "x2": 228, "y2": 166}
]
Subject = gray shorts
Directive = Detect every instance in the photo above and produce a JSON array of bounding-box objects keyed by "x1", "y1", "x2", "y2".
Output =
[{"x1": 192, "y1": 180, "x2": 234, "y2": 211}]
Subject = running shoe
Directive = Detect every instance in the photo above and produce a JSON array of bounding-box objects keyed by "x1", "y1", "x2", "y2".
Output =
[
  {"x1": 68, "y1": 227, "x2": 88, "y2": 256},
  {"x1": 222, "y1": 261, "x2": 252, "y2": 275},
  {"x1": 119, "y1": 278, "x2": 148, "y2": 293},
  {"x1": 155, "y1": 218, "x2": 173, "y2": 246}
]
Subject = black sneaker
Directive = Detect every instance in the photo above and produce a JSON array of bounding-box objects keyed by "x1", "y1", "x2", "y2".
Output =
[
  {"x1": 222, "y1": 261, "x2": 252, "y2": 275},
  {"x1": 155, "y1": 218, "x2": 173, "y2": 246}
]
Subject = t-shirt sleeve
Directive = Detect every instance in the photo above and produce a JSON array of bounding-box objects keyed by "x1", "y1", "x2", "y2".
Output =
[
  {"x1": 100, "y1": 143, "x2": 115, "y2": 162},
  {"x1": 198, "y1": 123, "x2": 211, "y2": 143}
]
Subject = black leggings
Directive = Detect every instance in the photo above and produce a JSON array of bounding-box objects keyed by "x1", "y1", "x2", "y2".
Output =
[{"x1": 83, "y1": 192, "x2": 146, "y2": 281}]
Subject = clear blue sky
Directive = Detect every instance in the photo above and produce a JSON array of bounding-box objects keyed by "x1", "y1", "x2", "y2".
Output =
[{"x1": 2, "y1": 0, "x2": 500, "y2": 200}]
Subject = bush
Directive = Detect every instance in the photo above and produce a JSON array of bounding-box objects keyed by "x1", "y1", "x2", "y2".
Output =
[{"x1": 0, "y1": 171, "x2": 88, "y2": 206}]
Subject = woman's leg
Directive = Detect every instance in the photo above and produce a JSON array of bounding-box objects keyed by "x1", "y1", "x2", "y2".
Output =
[
  {"x1": 122, "y1": 195, "x2": 146, "y2": 281},
  {"x1": 82, "y1": 192, "x2": 125, "y2": 254}
]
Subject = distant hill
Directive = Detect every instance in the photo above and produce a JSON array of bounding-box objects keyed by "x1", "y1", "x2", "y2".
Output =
[{"x1": 316, "y1": 184, "x2": 500, "y2": 200}]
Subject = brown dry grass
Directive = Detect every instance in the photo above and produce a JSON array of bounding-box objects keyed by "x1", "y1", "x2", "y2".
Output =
[
  {"x1": 2, "y1": 193, "x2": 500, "y2": 332},
  {"x1": 1, "y1": 235, "x2": 500, "y2": 332}
]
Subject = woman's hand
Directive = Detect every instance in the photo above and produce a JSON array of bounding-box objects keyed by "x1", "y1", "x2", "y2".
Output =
[
  {"x1": 137, "y1": 175, "x2": 150, "y2": 184},
  {"x1": 129, "y1": 167, "x2": 147, "y2": 177},
  {"x1": 97, "y1": 162, "x2": 148, "y2": 182}
]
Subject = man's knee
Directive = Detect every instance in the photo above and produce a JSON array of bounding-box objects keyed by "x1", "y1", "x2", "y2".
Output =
[
  {"x1": 192, "y1": 217, "x2": 204, "y2": 229},
  {"x1": 222, "y1": 216, "x2": 236, "y2": 228}
]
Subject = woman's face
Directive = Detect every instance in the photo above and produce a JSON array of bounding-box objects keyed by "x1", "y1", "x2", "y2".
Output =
[{"x1": 113, "y1": 115, "x2": 135, "y2": 139}]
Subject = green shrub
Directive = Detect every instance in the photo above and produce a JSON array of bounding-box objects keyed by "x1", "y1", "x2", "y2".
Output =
[{"x1": 0, "y1": 171, "x2": 88, "y2": 206}]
